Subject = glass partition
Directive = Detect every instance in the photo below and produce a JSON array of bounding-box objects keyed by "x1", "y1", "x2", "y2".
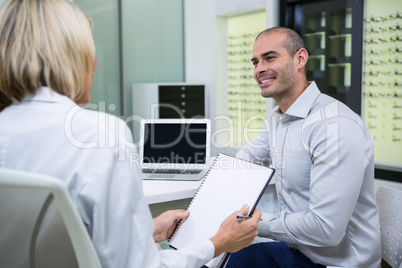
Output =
[
  {"x1": 74, "y1": 0, "x2": 185, "y2": 121},
  {"x1": 74, "y1": 0, "x2": 122, "y2": 117}
]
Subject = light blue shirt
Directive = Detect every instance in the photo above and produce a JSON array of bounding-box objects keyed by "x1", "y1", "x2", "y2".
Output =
[{"x1": 238, "y1": 82, "x2": 381, "y2": 267}]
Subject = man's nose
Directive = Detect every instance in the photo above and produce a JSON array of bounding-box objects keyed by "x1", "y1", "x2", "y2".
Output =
[{"x1": 254, "y1": 61, "x2": 266, "y2": 76}]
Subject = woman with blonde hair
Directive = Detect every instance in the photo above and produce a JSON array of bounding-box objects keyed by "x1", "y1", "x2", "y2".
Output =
[
  {"x1": 0, "y1": 0, "x2": 261, "y2": 267},
  {"x1": 0, "y1": 0, "x2": 96, "y2": 109}
]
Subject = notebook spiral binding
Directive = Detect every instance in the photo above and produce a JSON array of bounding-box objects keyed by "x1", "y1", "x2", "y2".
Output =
[
  {"x1": 187, "y1": 154, "x2": 220, "y2": 210},
  {"x1": 168, "y1": 154, "x2": 222, "y2": 243}
]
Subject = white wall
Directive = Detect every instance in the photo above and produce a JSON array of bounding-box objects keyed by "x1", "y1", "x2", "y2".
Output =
[
  {"x1": 215, "y1": 0, "x2": 266, "y2": 16},
  {"x1": 183, "y1": 0, "x2": 216, "y2": 106}
]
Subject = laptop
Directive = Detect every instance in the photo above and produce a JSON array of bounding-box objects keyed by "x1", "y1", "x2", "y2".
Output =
[{"x1": 138, "y1": 118, "x2": 211, "y2": 180}]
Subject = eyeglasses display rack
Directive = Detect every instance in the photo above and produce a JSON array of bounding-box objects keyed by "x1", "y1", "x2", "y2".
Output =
[
  {"x1": 363, "y1": 0, "x2": 402, "y2": 179},
  {"x1": 224, "y1": 11, "x2": 267, "y2": 147}
]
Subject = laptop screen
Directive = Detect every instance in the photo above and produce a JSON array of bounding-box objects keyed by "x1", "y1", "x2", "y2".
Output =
[{"x1": 142, "y1": 123, "x2": 207, "y2": 164}]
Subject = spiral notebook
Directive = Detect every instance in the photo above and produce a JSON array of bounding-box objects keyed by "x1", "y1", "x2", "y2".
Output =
[{"x1": 168, "y1": 153, "x2": 275, "y2": 268}]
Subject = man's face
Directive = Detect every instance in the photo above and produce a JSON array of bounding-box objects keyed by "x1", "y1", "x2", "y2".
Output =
[{"x1": 251, "y1": 32, "x2": 297, "y2": 100}]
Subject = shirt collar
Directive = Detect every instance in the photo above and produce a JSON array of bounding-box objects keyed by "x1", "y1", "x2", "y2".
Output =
[
  {"x1": 22, "y1": 87, "x2": 76, "y2": 106},
  {"x1": 279, "y1": 81, "x2": 321, "y2": 119}
]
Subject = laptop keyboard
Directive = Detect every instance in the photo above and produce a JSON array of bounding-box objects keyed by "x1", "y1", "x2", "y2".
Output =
[{"x1": 142, "y1": 169, "x2": 203, "y2": 175}]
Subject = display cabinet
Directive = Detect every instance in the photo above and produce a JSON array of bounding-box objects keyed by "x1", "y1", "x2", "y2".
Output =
[
  {"x1": 158, "y1": 85, "x2": 205, "y2": 118},
  {"x1": 131, "y1": 83, "x2": 206, "y2": 144},
  {"x1": 281, "y1": 0, "x2": 363, "y2": 115}
]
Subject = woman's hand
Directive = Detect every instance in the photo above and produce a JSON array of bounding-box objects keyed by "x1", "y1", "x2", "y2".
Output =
[
  {"x1": 209, "y1": 205, "x2": 261, "y2": 257},
  {"x1": 152, "y1": 209, "x2": 190, "y2": 243}
]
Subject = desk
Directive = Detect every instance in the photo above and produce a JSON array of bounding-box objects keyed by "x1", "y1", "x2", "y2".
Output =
[{"x1": 142, "y1": 179, "x2": 201, "y2": 217}]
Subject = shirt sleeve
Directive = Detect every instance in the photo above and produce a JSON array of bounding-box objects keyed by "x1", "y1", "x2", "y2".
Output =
[
  {"x1": 258, "y1": 116, "x2": 374, "y2": 247},
  {"x1": 159, "y1": 240, "x2": 215, "y2": 268}
]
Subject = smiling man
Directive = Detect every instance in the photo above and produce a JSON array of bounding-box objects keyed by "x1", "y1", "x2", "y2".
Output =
[
  {"x1": 251, "y1": 28, "x2": 308, "y2": 113},
  {"x1": 226, "y1": 27, "x2": 381, "y2": 267}
]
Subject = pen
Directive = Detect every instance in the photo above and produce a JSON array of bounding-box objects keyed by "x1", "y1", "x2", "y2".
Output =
[
  {"x1": 236, "y1": 215, "x2": 251, "y2": 221},
  {"x1": 236, "y1": 215, "x2": 263, "y2": 221}
]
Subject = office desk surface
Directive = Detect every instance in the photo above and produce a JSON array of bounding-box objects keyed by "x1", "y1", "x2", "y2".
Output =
[{"x1": 142, "y1": 180, "x2": 201, "y2": 205}]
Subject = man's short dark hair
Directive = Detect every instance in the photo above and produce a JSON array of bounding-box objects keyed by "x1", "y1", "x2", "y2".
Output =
[{"x1": 256, "y1": 27, "x2": 305, "y2": 56}]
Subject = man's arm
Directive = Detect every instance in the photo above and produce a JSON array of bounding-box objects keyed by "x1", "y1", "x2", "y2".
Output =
[{"x1": 258, "y1": 117, "x2": 372, "y2": 247}]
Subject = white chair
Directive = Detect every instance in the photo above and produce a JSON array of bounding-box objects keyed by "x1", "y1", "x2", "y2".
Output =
[
  {"x1": 0, "y1": 168, "x2": 101, "y2": 268},
  {"x1": 376, "y1": 186, "x2": 402, "y2": 268},
  {"x1": 328, "y1": 186, "x2": 402, "y2": 268}
]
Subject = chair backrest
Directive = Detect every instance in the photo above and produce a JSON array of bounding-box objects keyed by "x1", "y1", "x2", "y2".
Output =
[
  {"x1": 376, "y1": 186, "x2": 402, "y2": 268},
  {"x1": 0, "y1": 168, "x2": 101, "y2": 268}
]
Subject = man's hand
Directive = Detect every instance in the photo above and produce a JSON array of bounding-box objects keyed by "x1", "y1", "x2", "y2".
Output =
[
  {"x1": 152, "y1": 209, "x2": 190, "y2": 243},
  {"x1": 209, "y1": 205, "x2": 261, "y2": 257}
]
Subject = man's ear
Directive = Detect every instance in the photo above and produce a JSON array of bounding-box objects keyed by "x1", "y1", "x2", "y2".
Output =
[{"x1": 295, "y1": 48, "x2": 308, "y2": 70}]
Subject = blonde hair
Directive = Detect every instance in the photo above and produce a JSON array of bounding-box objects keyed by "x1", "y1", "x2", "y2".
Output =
[{"x1": 0, "y1": 0, "x2": 96, "y2": 111}]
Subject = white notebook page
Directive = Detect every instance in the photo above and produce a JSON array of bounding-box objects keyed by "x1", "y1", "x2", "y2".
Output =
[{"x1": 169, "y1": 153, "x2": 275, "y2": 267}]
